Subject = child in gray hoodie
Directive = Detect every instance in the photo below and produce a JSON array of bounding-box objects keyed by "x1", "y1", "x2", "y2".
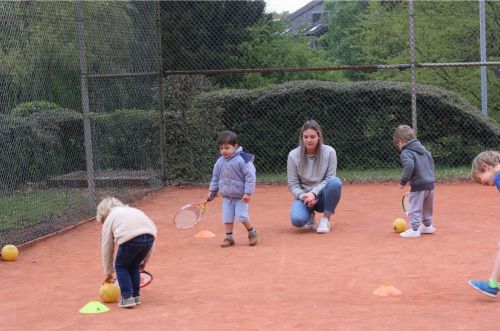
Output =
[
  {"x1": 209, "y1": 131, "x2": 258, "y2": 247},
  {"x1": 394, "y1": 125, "x2": 435, "y2": 238}
]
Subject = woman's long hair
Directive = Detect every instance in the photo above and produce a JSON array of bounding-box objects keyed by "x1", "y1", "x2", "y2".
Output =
[{"x1": 298, "y1": 120, "x2": 323, "y2": 176}]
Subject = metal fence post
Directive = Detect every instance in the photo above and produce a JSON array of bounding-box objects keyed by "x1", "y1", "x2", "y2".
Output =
[
  {"x1": 409, "y1": 0, "x2": 417, "y2": 135},
  {"x1": 480, "y1": 0, "x2": 488, "y2": 116},
  {"x1": 156, "y1": 1, "x2": 167, "y2": 183},
  {"x1": 75, "y1": 0, "x2": 96, "y2": 208}
]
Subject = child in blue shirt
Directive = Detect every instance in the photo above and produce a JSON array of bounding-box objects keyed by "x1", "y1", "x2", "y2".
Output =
[
  {"x1": 208, "y1": 131, "x2": 258, "y2": 247},
  {"x1": 469, "y1": 151, "x2": 500, "y2": 297}
]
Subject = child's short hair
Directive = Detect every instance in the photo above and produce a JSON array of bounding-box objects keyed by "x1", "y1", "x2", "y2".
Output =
[
  {"x1": 471, "y1": 151, "x2": 500, "y2": 183},
  {"x1": 217, "y1": 130, "x2": 238, "y2": 146},
  {"x1": 96, "y1": 197, "x2": 125, "y2": 223},
  {"x1": 393, "y1": 125, "x2": 416, "y2": 145}
]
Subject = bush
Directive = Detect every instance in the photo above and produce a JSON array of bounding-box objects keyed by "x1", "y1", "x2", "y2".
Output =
[
  {"x1": 91, "y1": 109, "x2": 160, "y2": 171},
  {"x1": 193, "y1": 80, "x2": 500, "y2": 174},
  {"x1": 0, "y1": 106, "x2": 85, "y2": 191},
  {"x1": 9, "y1": 101, "x2": 61, "y2": 117}
]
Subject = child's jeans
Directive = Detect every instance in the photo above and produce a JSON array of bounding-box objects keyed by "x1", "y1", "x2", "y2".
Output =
[
  {"x1": 290, "y1": 177, "x2": 342, "y2": 227},
  {"x1": 408, "y1": 189, "x2": 434, "y2": 229},
  {"x1": 115, "y1": 234, "x2": 154, "y2": 298}
]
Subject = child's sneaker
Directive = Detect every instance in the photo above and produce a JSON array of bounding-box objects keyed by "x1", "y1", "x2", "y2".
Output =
[
  {"x1": 305, "y1": 212, "x2": 317, "y2": 230},
  {"x1": 469, "y1": 280, "x2": 498, "y2": 298},
  {"x1": 134, "y1": 296, "x2": 141, "y2": 305},
  {"x1": 400, "y1": 228, "x2": 421, "y2": 238},
  {"x1": 420, "y1": 224, "x2": 435, "y2": 234},
  {"x1": 248, "y1": 232, "x2": 258, "y2": 246},
  {"x1": 221, "y1": 238, "x2": 235, "y2": 247},
  {"x1": 316, "y1": 217, "x2": 330, "y2": 234},
  {"x1": 118, "y1": 296, "x2": 136, "y2": 308}
]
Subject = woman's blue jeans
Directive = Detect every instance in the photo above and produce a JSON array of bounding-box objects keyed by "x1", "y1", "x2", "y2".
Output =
[
  {"x1": 290, "y1": 177, "x2": 342, "y2": 227},
  {"x1": 115, "y1": 234, "x2": 154, "y2": 298}
]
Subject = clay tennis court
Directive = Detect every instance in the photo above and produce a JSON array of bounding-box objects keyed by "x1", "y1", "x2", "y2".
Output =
[{"x1": 2, "y1": 182, "x2": 500, "y2": 330}]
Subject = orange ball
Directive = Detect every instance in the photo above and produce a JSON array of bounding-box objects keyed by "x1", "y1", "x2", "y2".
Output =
[
  {"x1": 99, "y1": 282, "x2": 120, "y2": 303},
  {"x1": 392, "y1": 218, "x2": 407, "y2": 233},
  {"x1": 1, "y1": 245, "x2": 18, "y2": 261}
]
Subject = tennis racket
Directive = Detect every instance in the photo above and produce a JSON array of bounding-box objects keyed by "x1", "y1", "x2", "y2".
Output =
[
  {"x1": 173, "y1": 191, "x2": 218, "y2": 229},
  {"x1": 113, "y1": 270, "x2": 153, "y2": 288},
  {"x1": 402, "y1": 192, "x2": 410, "y2": 215}
]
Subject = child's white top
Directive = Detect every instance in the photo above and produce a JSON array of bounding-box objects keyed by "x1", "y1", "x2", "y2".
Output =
[{"x1": 101, "y1": 206, "x2": 157, "y2": 275}]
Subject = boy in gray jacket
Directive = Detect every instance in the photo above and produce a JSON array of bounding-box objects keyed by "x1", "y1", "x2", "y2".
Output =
[
  {"x1": 394, "y1": 125, "x2": 435, "y2": 238},
  {"x1": 209, "y1": 131, "x2": 258, "y2": 247}
]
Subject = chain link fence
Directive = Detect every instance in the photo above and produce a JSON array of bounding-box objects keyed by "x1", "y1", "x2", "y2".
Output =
[{"x1": 1, "y1": 0, "x2": 500, "y2": 246}]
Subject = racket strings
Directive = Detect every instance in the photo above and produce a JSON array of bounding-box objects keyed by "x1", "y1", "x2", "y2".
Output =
[
  {"x1": 140, "y1": 272, "x2": 152, "y2": 286},
  {"x1": 174, "y1": 205, "x2": 203, "y2": 228}
]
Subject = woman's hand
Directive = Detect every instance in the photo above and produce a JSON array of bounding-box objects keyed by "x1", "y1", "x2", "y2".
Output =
[{"x1": 302, "y1": 192, "x2": 318, "y2": 208}]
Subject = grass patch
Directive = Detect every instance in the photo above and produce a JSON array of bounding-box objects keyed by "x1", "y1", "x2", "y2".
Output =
[
  {"x1": 256, "y1": 167, "x2": 472, "y2": 184},
  {"x1": 0, "y1": 189, "x2": 88, "y2": 230},
  {"x1": 0, "y1": 167, "x2": 472, "y2": 232}
]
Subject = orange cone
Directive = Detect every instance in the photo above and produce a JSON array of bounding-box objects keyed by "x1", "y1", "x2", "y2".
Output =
[
  {"x1": 195, "y1": 230, "x2": 216, "y2": 238},
  {"x1": 372, "y1": 284, "x2": 402, "y2": 296}
]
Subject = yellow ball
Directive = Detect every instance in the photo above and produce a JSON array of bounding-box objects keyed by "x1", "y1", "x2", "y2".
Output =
[
  {"x1": 99, "y1": 282, "x2": 121, "y2": 303},
  {"x1": 1, "y1": 244, "x2": 19, "y2": 261},
  {"x1": 392, "y1": 218, "x2": 407, "y2": 233}
]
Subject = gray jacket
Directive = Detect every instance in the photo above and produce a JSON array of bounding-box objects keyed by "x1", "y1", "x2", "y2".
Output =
[
  {"x1": 399, "y1": 139, "x2": 435, "y2": 191},
  {"x1": 209, "y1": 146, "x2": 256, "y2": 199}
]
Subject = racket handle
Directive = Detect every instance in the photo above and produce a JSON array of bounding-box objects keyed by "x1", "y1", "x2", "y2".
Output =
[{"x1": 207, "y1": 191, "x2": 218, "y2": 201}]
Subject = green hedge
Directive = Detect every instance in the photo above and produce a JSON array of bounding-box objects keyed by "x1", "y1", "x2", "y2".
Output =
[
  {"x1": 5, "y1": 81, "x2": 500, "y2": 190},
  {"x1": 91, "y1": 109, "x2": 160, "y2": 171},
  {"x1": 0, "y1": 103, "x2": 85, "y2": 191},
  {"x1": 195, "y1": 80, "x2": 500, "y2": 173}
]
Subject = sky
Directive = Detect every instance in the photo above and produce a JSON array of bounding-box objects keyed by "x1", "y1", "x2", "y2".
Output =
[{"x1": 263, "y1": 0, "x2": 313, "y2": 14}]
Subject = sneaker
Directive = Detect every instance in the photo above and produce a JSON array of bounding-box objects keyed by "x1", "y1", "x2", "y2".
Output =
[
  {"x1": 134, "y1": 296, "x2": 141, "y2": 305},
  {"x1": 248, "y1": 232, "x2": 258, "y2": 246},
  {"x1": 469, "y1": 280, "x2": 498, "y2": 298},
  {"x1": 221, "y1": 238, "x2": 235, "y2": 247},
  {"x1": 305, "y1": 212, "x2": 317, "y2": 230},
  {"x1": 316, "y1": 217, "x2": 330, "y2": 234},
  {"x1": 420, "y1": 224, "x2": 435, "y2": 234},
  {"x1": 118, "y1": 296, "x2": 136, "y2": 308},
  {"x1": 400, "y1": 228, "x2": 421, "y2": 238}
]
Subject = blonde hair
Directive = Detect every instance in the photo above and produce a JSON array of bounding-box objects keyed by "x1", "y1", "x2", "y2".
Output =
[
  {"x1": 471, "y1": 151, "x2": 500, "y2": 184},
  {"x1": 299, "y1": 120, "x2": 323, "y2": 176},
  {"x1": 393, "y1": 125, "x2": 416, "y2": 145},
  {"x1": 96, "y1": 197, "x2": 125, "y2": 223}
]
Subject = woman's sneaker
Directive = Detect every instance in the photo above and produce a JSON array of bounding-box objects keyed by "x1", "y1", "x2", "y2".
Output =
[
  {"x1": 134, "y1": 296, "x2": 141, "y2": 305},
  {"x1": 316, "y1": 217, "x2": 330, "y2": 234},
  {"x1": 305, "y1": 212, "x2": 317, "y2": 230},
  {"x1": 420, "y1": 224, "x2": 435, "y2": 234}
]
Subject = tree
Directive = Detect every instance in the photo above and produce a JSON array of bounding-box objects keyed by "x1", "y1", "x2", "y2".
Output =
[
  {"x1": 322, "y1": 0, "x2": 370, "y2": 80},
  {"x1": 0, "y1": 1, "x2": 155, "y2": 114},
  {"x1": 232, "y1": 18, "x2": 345, "y2": 88},
  {"x1": 322, "y1": 0, "x2": 500, "y2": 121},
  {"x1": 160, "y1": 0, "x2": 267, "y2": 87}
]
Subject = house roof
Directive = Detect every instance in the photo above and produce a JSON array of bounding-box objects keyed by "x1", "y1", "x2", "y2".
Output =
[
  {"x1": 285, "y1": 0, "x2": 327, "y2": 37},
  {"x1": 286, "y1": 0, "x2": 324, "y2": 21}
]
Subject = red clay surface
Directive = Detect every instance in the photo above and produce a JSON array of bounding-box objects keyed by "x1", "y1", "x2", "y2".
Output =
[{"x1": 2, "y1": 182, "x2": 500, "y2": 330}]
